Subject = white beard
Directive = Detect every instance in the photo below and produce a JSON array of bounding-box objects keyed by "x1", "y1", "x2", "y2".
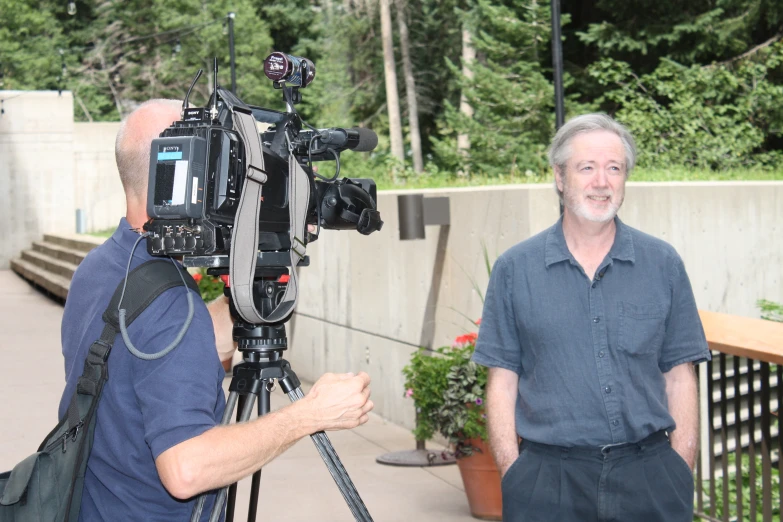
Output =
[{"x1": 564, "y1": 191, "x2": 624, "y2": 223}]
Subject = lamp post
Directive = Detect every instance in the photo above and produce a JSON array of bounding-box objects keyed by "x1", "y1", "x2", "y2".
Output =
[
  {"x1": 550, "y1": 0, "x2": 564, "y2": 130},
  {"x1": 227, "y1": 12, "x2": 237, "y2": 94}
]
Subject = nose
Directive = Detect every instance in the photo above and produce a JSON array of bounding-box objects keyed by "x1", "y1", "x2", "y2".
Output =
[{"x1": 592, "y1": 167, "x2": 609, "y2": 187}]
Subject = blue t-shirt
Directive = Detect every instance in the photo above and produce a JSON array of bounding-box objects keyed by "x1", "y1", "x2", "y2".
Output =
[{"x1": 59, "y1": 218, "x2": 225, "y2": 521}]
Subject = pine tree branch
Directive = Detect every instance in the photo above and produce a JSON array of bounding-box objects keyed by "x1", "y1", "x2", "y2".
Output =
[
  {"x1": 73, "y1": 92, "x2": 94, "y2": 122},
  {"x1": 709, "y1": 30, "x2": 783, "y2": 67}
]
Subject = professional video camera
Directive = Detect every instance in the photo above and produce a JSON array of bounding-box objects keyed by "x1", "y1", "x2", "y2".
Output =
[
  {"x1": 143, "y1": 56, "x2": 380, "y2": 521},
  {"x1": 143, "y1": 54, "x2": 383, "y2": 325}
]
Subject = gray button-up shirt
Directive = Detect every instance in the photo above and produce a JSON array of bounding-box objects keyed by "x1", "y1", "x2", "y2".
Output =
[{"x1": 473, "y1": 217, "x2": 710, "y2": 447}]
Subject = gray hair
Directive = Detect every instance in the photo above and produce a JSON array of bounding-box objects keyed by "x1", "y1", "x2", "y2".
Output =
[
  {"x1": 115, "y1": 99, "x2": 181, "y2": 200},
  {"x1": 548, "y1": 113, "x2": 637, "y2": 202}
]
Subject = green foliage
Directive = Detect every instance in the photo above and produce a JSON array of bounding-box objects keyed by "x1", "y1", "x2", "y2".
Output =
[
  {"x1": 5, "y1": 0, "x2": 783, "y2": 179},
  {"x1": 757, "y1": 299, "x2": 783, "y2": 322},
  {"x1": 433, "y1": 0, "x2": 558, "y2": 177},
  {"x1": 0, "y1": 0, "x2": 68, "y2": 91},
  {"x1": 193, "y1": 268, "x2": 225, "y2": 303},
  {"x1": 402, "y1": 334, "x2": 488, "y2": 456},
  {"x1": 699, "y1": 452, "x2": 781, "y2": 521},
  {"x1": 589, "y1": 44, "x2": 783, "y2": 169},
  {"x1": 578, "y1": 0, "x2": 783, "y2": 68}
]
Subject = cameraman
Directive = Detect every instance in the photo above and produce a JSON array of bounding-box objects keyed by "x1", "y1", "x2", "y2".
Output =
[{"x1": 58, "y1": 99, "x2": 373, "y2": 520}]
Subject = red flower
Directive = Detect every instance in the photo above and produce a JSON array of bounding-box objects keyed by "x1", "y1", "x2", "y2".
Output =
[
  {"x1": 454, "y1": 332, "x2": 478, "y2": 346},
  {"x1": 193, "y1": 273, "x2": 203, "y2": 283},
  {"x1": 475, "y1": 318, "x2": 482, "y2": 326}
]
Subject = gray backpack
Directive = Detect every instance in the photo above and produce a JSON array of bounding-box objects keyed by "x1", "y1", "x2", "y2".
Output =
[{"x1": 0, "y1": 260, "x2": 198, "y2": 522}]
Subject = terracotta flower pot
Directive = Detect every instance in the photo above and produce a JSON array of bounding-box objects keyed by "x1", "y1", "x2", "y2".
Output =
[{"x1": 456, "y1": 437, "x2": 503, "y2": 520}]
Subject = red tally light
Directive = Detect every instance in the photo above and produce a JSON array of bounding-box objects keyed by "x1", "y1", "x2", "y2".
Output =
[
  {"x1": 278, "y1": 274, "x2": 290, "y2": 283},
  {"x1": 220, "y1": 275, "x2": 230, "y2": 287}
]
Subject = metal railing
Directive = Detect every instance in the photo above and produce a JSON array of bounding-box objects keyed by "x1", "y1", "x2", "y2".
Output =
[{"x1": 695, "y1": 311, "x2": 783, "y2": 522}]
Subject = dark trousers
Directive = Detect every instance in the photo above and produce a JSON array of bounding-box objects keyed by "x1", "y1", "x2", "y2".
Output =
[{"x1": 501, "y1": 431, "x2": 694, "y2": 522}]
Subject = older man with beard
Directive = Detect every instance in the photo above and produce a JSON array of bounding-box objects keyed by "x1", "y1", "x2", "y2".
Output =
[{"x1": 472, "y1": 114, "x2": 710, "y2": 522}]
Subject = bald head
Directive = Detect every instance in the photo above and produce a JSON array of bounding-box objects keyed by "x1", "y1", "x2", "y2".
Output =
[{"x1": 115, "y1": 99, "x2": 181, "y2": 205}]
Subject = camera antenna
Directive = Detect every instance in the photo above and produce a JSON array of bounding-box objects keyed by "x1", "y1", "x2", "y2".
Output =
[
  {"x1": 210, "y1": 58, "x2": 219, "y2": 122},
  {"x1": 182, "y1": 68, "x2": 203, "y2": 116}
]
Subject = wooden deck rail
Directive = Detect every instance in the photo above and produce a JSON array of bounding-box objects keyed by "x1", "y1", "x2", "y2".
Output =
[
  {"x1": 696, "y1": 309, "x2": 783, "y2": 522},
  {"x1": 699, "y1": 310, "x2": 783, "y2": 363}
]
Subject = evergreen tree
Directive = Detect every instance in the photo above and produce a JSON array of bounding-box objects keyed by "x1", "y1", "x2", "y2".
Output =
[
  {"x1": 433, "y1": 0, "x2": 558, "y2": 176},
  {"x1": 0, "y1": 0, "x2": 69, "y2": 91}
]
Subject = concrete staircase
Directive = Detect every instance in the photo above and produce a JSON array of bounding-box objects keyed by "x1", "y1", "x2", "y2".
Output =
[{"x1": 10, "y1": 234, "x2": 105, "y2": 301}]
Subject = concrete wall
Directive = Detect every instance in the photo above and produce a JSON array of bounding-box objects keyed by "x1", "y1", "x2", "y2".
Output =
[
  {"x1": 73, "y1": 122, "x2": 123, "y2": 233},
  {"x1": 288, "y1": 182, "x2": 783, "y2": 429},
  {"x1": 0, "y1": 91, "x2": 76, "y2": 268},
  {"x1": 0, "y1": 91, "x2": 123, "y2": 267}
]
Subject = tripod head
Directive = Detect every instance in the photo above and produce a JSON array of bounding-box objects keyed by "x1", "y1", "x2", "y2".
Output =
[{"x1": 208, "y1": 267, "x2": 292, "y2": 364}]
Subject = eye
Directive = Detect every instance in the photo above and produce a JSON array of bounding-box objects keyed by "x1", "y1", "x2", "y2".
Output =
[{"x1": 581, "y1": 165, "x2": 593, "y2": 171}]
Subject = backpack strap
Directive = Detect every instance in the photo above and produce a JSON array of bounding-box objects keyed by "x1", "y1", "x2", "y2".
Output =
[{"x1": 65, "y1": 260, "x2": 199, "y2": 430}]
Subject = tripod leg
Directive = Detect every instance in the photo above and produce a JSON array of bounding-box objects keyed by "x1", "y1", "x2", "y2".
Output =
[
  {"x1": 287, "y1": 387, "x2": 374, "y2": 522},
  {"x1": 191, "y1": 391, "x2": 239, "y2": 522},
  {"x1": 225, "y1": 393, "x2": 247, "y2": 522},
  {"x1": 208, "y1": 392, "x2": 258, "y2": 522},
  {"x1": 246, "y1": 380, "x2": 270, "y2": 522}
]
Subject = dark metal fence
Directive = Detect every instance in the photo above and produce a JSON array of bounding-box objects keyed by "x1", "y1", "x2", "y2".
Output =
[{"x1": 695, "y1": 352, "x2": 780, "y2": 521}]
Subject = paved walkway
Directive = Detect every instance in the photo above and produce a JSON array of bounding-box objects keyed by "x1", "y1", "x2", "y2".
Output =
[{"x1": 0, "y1": 270, "x2": 478, "y2": 521}]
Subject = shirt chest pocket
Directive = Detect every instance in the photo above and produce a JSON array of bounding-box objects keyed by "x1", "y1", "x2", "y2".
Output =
[{"x1": 617, "y1": 301, "x2": 666, "y2": 356}]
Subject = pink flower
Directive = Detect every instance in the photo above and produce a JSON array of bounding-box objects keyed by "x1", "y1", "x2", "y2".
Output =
[
  {"x1": 193, "y1": 273, "x2": 203, "y2": 283},
  {"x1": 405, "y1": 388, "x2": 414, "y2": 398},
  {"x1": 475, "y1": 398, "x2": 483, "y2": 406}
]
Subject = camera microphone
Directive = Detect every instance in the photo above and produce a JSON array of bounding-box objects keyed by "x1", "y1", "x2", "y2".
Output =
[{"x1": 318, "y1": 127, "x2": 378, "y2": 152}]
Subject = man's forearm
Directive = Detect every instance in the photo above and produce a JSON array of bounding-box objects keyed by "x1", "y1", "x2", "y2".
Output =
[
  {"x1": 665, "y1": 362, "x2": 699, "y2": 469},
  {"x1": 486, "y1": 367, "x2": 520, "y2": 477},
  {"x1": 156, "y1": 399, "x2": 319, "y2": 499},
  {"x1": 207, "y1": 295, "x2": 236, "y2": 362}
]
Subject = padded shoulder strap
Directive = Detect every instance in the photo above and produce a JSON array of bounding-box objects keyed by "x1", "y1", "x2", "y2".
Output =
[{"x1": 102, "y1": 260, "x2": 199, "y2": 329}]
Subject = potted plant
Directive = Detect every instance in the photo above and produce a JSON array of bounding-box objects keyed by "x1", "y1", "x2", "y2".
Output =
[{"x1": 403, "y1": 325, "x2": 502, "y2": 520}]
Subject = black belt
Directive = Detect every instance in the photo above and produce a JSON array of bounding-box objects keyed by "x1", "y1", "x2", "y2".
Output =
[{"x1": 520, "y1": 430, "x2": 669, "y2": 459}]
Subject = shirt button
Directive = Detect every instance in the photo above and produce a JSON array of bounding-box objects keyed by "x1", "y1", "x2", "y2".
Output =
[
  {"x1": 598, "y1": 351, "x2": 605, "y2": 358},
  {"x1": 593, "y1": 317, "x2": 600, "y2": 323},
  {"x1": 612, "y1": 419, "x2": 619, "y2": 426},
  {"x1": 605, "y1": 386, "x2": 612, "y2": 394},
  {"x1": 591, "y1": 282, "x2": 597, "y2": 288}
]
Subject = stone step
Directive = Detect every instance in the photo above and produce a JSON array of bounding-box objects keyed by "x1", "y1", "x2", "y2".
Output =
[
  {"x1": 42, "y1": 233, "x2": 104, "y2": 254},
  {"x1": 32, "y1": 241, "x2": 91, "y2": 266},
  {"x1": 20, "y1": 249, "x2": 79, "y2": 280},
  {"x1": 10, "y1": 257, "x2": 70, "y2": 300}
]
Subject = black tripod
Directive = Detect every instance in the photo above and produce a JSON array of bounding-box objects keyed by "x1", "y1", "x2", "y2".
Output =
[{"x1": 190, "y1": 275, "x2": 374, "y2": 522}]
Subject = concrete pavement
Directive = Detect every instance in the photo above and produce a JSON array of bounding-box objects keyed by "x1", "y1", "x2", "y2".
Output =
[{"x1": 0, "y1": 270, "x2": 477, "y2": 522}]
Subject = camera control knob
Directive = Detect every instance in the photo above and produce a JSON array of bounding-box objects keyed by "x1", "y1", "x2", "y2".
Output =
[
  {"x1": 163, "y1": 237, "x2": 174, "y2": 249},
  {"x1": 174, "y1": 237, "x2": 185, "y2": 249},
  {"x1": 152, "y1": 238, "x2": 163, "y2": 252},
  {"x1": 195, "y1": 239, "x2": 204, "y2": 249},
  {"x1": 185, "y1": 237, "x2": 196, "y2": 250}
]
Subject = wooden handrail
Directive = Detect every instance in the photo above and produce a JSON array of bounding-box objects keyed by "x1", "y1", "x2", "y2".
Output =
[{"x1": 699, "y1": 310, "x2": 783, "y2": 365}]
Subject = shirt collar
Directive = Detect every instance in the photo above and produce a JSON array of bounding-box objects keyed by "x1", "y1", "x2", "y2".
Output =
[
  {"x1": 110, "y1": 217, "x2": 153, "y2": 258},
  {"x1": 545, "y1": 215, "x2": 635, "y2": 268}
]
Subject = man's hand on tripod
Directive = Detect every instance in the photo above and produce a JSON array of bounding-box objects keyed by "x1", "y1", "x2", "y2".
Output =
[{"x1": 304, "y1": 372, "x2": 374, "y2": 431}]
